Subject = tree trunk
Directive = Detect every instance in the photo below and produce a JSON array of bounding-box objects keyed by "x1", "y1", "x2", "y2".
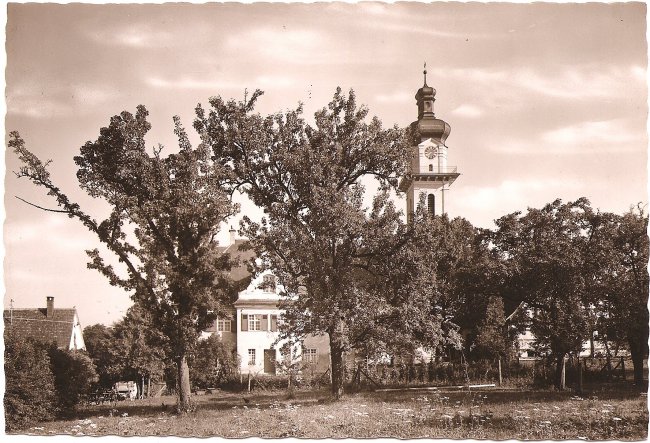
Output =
[
  {"x1": 329, "y1": 327, "x2": 345, "y2": 399},
  {"x1": 628, "y1": 336, "x2": 647, "y2": 386},
  {"x1": 176, "y1": 354, "x2": 193, "y2": 413},
  {"x1": 554, "y1": 354, "x2": 566, "y2": 390}
]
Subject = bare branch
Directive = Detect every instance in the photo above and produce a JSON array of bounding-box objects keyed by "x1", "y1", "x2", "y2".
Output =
[{"x1": 15, "y1": 196, "x2": 70, "y2": 213}]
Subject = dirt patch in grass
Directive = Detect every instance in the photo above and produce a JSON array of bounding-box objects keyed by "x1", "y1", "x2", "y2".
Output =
[{"x1": 12, "y1": 387, "x2": 649, "y2": 439}]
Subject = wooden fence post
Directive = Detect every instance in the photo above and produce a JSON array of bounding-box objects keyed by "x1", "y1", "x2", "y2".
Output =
[
  {"x1": 578, "y1": 357, "x2": 583, "y2": 394},
  {"x1": 621, "y1": 357, "x2": 625, "y2": 380},
  {"x1": 498, "y1": 358, "x2": 502, "y2": 387}
]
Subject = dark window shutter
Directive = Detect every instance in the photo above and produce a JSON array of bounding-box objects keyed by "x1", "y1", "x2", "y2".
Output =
[
  {"x1": 271, "y1": 315, "x2": 277, "y2": 332},
  {"x1": 230, "y1": 315, "x2": 236, "y2": 333},
  {"x1": 241, "y1": 314, "x2": 248, "y2": 331},
  {"x1": 262, "y1": 314, "x2": 268, "y2": 331}
]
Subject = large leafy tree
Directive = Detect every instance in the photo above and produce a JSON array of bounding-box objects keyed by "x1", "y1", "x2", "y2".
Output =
[
  {"x1": 193, "y1": 88, "x2": 460, "y2": 398},
  {"x1": 588, "y1": 206, "x2": 649, "y2": 385},
  {"x1": 611, "y1": 207, "x2": 649, "y2": 385},
  {"x1": 490, "y1": 198, "x2": 594, "y2": 389},
  {"x1": 340, "y1": 201, "x2": 465, "y2": 363},
  {"x1": 472, "y1": 296, "x2": 509, "y2": 361},
  {"x1": 83, "y1": 323, "x2": 124, "y2": 388},
  {"x1": 85, "y1": 307, "x2": 170, "y2": 396},
  {"x1": 10, "y1": 106, "x2": 238, "y2": 412},
  {"x1": 112, "y1": 303, "x2": 170, "y2": 396}
]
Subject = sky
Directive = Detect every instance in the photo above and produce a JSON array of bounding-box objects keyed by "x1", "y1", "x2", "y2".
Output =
[{"x1": 3, "y1": 2, "x2": 648, "y2": 328}]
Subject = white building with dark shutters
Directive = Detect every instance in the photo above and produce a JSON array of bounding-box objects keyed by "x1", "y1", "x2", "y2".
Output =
[{"x1": 203, "y1": 229, "x2": 331, "y2": 375}]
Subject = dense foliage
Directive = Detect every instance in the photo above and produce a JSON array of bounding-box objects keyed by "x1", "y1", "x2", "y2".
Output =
[
  {"x1": 10, "y1": 88, "x2": 647, "y2": 407},
  {"x1": 84, "y1": 304, "x2": 170, "y2": 396},
  {"x1": 189, "y1": 334, "x2": 239, "y2": 389},
  {"x1": 83, "y1": 324, "x2": 123, "y2": 388},
  {"x1": 489, "y1": 198, "x2": 649, "y2": 389},
  {"x1": 4, "y1": 334, "x2": 58, "y2": 431},
  {"x1": 46, "y1": 346, "x2": 98, "y2": 414},
  {"x1": 192, "y1": 88, "x2": 467, "y2": 398},
  {"x1": 11, "y1": 105, "x2": 239, "y2": 412}
]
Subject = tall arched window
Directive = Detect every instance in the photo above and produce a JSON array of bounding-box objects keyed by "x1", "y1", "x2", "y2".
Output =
[
  {"x1": 429, "y1": 164, "x2": 433, "y2": 172},
  {"x1": 427, "y1": 194, "x2": 435, "y2": 217}
]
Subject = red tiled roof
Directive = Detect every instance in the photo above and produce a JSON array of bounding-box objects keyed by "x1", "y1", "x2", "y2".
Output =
[{"x1": 3, "y1": 308, "x2": 77, "y2": 349}]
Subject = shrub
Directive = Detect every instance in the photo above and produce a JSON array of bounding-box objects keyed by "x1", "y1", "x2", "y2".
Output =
[
  {"x1": 4, "y1": 334, "x2": 58, "y2": 431},
  {"x1": 47, "y1": 346, "x2": 98, "y2": 414},
  {"x1": 189, "y1": 334, "x2": 239, "y2": 390}
]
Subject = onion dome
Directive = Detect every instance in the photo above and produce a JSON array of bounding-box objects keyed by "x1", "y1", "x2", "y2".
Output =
[{"x1": 413, "y1": 63, "x2": 451, "y2": 144}]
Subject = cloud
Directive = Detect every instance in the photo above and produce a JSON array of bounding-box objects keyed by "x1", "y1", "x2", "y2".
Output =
[
  {"x1": 451, "y1": 104, "x2": 483, "y2": 118},
  {"x1": 510, "y1": 66, "x2": 645, "y2": 100},
  {"x1": 84, "y1": 24, "x2": 174, "y2": 48},
  {"x1": 6, "y1": 94, "x2": 72, "y2": 119},
  {"x1": 5, "y1": 216, "x2": 96, "y2": 252},
  {"x1": 255, "y1": 75, "x2": 295, "y2": 88},
  {"x1": 146, "y1": 77, "x2": 245, "y2": 91},
  {"x1": 492, "y1": 119, "x2": 646, "y2": 155},
  {"x1": 541, "y1": 120, "x2": 643, "y2": 146},
  {"x1": 327, "y1": 3, "x2": 495, "y2": 40},
  {"x1": 6, "y1": 83, "x2": 115, "y2": 119},
  {"x1": 72, "y1": 85, "x2": 115, "y2": 107},
  {"x1": 146, "y1": 74, "x2": 295, "y2": 91},
  {"x1": 375, "y1": 91, "x2": 412, "y2": 104},
  {"x1": 453, "y1": 178, "x2": 583, "y2": 227},
  {"x1": 225, "y1": 28, "x2": 328, "y2": 64},
  {"x1": 430, "y1": 64, "x2": 646, "y2": 101}
]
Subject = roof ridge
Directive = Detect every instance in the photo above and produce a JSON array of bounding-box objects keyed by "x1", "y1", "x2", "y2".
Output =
[{"x1": 4, "y1": 316, "x2": 75, "y2": 324}]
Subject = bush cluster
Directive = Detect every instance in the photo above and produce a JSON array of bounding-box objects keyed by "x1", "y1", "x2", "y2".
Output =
[{"x1": 4, "y1": 333, "x2": 98, "y2": 431}]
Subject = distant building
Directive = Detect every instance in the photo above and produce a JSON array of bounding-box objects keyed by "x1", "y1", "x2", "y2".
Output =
[
  {"x1": 400, "y1": 64, "x2": 460, "y2": 220},
  {"x1": 4, "y1": 296, "x2": 86, "y2": 350},
  {"x1": 203, "y1": 228, "x2": 330, "y2": 375}
]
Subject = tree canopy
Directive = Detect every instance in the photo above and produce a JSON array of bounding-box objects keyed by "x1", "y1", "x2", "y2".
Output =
[
  {"x1": 11, "y1": 106, "x2": 239, "y2": 412},
  {"x1": 192, "y1": 88, "x2": 464, "y2": 397}
]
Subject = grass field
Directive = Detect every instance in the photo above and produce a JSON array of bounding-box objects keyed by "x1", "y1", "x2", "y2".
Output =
[{"x1": 15, "y1": 385, "x2": 648, "y2": 439}]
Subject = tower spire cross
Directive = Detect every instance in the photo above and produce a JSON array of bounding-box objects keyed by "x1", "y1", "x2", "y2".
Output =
[{"x1": 423, "y1": 62, "x2": 427, "y2": 86}]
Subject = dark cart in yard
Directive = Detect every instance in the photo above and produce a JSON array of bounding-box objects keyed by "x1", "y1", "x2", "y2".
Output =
[{"x1": 86, "y1": 389, "x2": 117, "y2": 405}]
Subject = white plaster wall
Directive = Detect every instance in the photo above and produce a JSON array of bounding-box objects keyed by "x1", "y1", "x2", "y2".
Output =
[
  {"x1": 416, "y1": 139, "x2": 448, "y2": 175},
  {"x1": 232, "y1": 270, "x2": 333, "y2": 375},
  {"x1": 236, "y1": 306, "x2": 283, "y2": 374},
  {"x1": 69, "y1": 312, "x2": 86, "y2": 350}
]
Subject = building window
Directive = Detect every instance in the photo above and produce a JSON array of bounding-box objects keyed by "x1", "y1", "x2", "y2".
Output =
[
  {"x1": 263, "y1": 275, "x2": 276, "y2": 293},
  {"x1": 427, "y1": 194, "x2": 435, "y2": 217},
  {"x1": 248, "y1": 314, "x2": 261, "y2": 331},
  {"x1": 217, "y1": 319, "x2": 231, "y2": 332},
  {"x1": 248, "y1": 349, "x2": 256, "y2": 366},
  {"x1": 302, "y1": 348, "x2": 317, "y2": 364},
  {"x1": 428, "y1": 164, "x2": 433, "y2": 172}
]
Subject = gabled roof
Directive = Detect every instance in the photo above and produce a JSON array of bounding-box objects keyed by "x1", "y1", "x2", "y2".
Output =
[
  {"x1": 218, "y1": 238, "x2": 256, "y2": 287},
  {"x1": 4, "y1": 308, "x2": 78, "y2": 349}
]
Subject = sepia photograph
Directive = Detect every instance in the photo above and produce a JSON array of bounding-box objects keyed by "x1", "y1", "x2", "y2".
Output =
[{"x1": 3, "y1": 1, "x2": 648, "y2": 439}]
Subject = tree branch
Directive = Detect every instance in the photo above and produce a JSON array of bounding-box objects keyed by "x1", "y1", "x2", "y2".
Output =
[{"x1": 15, "y1": 195, "x2": 69, "y2": 213}]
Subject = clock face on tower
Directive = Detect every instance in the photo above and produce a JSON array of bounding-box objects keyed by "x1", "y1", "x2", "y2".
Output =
[{"x1": 424, "y1": 145, "x2": 437, "y2": 159}]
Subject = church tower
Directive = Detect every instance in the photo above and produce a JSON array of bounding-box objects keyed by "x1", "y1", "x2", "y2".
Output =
[{"x1": 400, "y1": 65, "x2": 460, "y2": 221}]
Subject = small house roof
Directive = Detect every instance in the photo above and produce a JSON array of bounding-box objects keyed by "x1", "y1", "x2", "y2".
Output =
[{"x1": 4, "y1": 307, "x2": 78, "y2": 349}]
